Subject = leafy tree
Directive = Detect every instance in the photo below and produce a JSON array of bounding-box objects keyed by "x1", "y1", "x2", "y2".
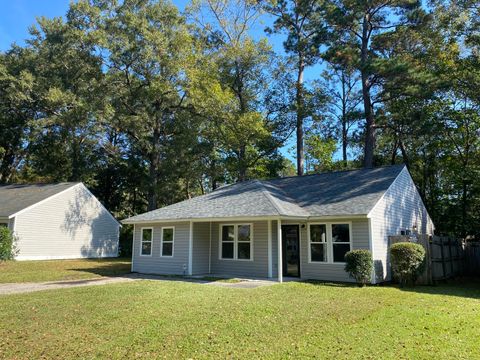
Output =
[
  {"x1": 70, "y1": 0, "x2": 201, "y2": 210},
  {"x1": 188, "y1": 0, "x2": 286, "y2": 182},
  {"x1": 0, "y1": 48, "x2": 35, "y2": 183},
  {"x1": 327, "y1": 0, "x2": 424, "y2": 168}
]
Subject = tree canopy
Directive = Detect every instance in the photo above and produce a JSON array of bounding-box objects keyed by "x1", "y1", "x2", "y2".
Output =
[{"x1": 0, "y1": 0, "x2": 478, "y2": 238}]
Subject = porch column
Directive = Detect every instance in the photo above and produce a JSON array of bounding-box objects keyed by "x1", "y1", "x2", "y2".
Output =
[
  {"x1": 188, "y1": 221, "x2": 193, "y2": 275},
  {"x1": 268, "y1": 220, "x2": 272, "y2": 278},
  {"x1": 277, "y1": 219, "x2": 283, "y2": 283}
]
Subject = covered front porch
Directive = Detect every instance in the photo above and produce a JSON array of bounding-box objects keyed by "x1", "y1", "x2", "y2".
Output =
[{"x1": 189, "y1": 219, "x2": 290, "y2": 283}]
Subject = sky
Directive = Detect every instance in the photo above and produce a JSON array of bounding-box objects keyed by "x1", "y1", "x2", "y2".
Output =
[{"x1": 0, "y1": 0, "x2": 324, "y2": 162}]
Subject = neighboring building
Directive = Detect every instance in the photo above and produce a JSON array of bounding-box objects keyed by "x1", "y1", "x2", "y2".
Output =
[
  {"x1": 0, "y1": 183, "x2": 120, "y2": 260},
  {"x1": 123, "y1": 165, "x2": 434, "y2": 283}
]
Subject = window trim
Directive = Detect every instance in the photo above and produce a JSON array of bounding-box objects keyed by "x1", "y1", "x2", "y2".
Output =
[
  {"x1": 219, "y1": 223, "x2": 254, "y2": 261},
  {"x1": 160, "y1": 226, "x2": 175, "y2": 257},
  {"x1": 308, "y1": 222, "x2": 352, "y2": 264},
  {"x1": 308, "y1": 223, "x2": 328, "y2": 263},
  {"x1": 140, "y1": 227, "x2": 153, "y2": 257},
  {"x1": 331, "y1": 223, "x2": 352, "y2": 263}
]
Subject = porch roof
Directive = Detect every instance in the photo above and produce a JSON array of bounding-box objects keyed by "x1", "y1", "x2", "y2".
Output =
[{"x1": 122, "y1": 165, "x2": 405, "y2": 224}]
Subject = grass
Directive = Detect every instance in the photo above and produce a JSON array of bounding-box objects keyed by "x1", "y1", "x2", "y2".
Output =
[
  {"x1": 1, "y1": 279, "x2": 479, "y2": 359},
  {"x1": 0, "y1": 258, "x2": 131, "y2": 283}
]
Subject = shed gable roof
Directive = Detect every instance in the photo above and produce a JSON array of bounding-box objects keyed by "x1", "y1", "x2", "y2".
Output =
[
  {"x1": 124, "y1": 165, "x2": 405, "y2": 223},
  {"x1": 0, "y1": 182, "x2": 79, "y2": 218}
]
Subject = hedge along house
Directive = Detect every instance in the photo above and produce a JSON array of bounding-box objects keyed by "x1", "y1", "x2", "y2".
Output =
[
  {"x1": 0, "y1": 183, "x2": 120, "y2": 260},
  {"x1": 123, "y1": 165, "x2": 434, "y2": 283}
]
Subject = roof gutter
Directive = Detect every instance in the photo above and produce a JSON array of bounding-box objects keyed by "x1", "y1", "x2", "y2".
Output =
[{"x1": 121, "y1": 214, "x2": 369, "y2": 225}]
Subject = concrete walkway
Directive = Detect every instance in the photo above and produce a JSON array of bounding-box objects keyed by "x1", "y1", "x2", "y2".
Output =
[
  {"x1": 0, "y1": 273, "x2": 277, "y2": 295},
  {"x1": 0, "y1": 276, "x2": 137, "y2": 295}
]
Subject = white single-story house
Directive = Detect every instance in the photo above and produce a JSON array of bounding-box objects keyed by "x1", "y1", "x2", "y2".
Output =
[
  {"x1": 123, "y1": 165, "x2": 434, "y2": 283},
  {"x1": 0, "y1": 182, "x2": 120, "y2": 260}
]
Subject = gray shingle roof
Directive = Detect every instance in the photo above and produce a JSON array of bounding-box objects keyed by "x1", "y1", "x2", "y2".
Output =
[
  {"x1": 0, "y1": 182, "x2": 79, "y2": 218},
  {"x1": 123, "y1": 165, "x2": 405, "y2": 223}
]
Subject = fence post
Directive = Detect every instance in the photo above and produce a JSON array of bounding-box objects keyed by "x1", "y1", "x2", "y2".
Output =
[
  {"x1": 439, "y1": 237, "x2": 447, "y2": 281},
  {"x1": 448, "y1": 238, "x2": 454, "y2": 277}
]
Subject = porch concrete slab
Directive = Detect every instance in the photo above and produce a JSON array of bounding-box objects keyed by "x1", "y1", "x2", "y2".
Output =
[{"x1": 127, "y1": 273, "x2": 277, "y2": 288}]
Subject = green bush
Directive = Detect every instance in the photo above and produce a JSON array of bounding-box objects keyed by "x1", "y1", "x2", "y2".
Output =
[
  {"x1": 0, "y1": 227, "x2": 17, "y2": 261},
  {"x1": 390, "y1": 242, "x2": 425, "y2": 287},
  {"x1": 344, "y1": 250, "x2": 373, "y2": 286}
]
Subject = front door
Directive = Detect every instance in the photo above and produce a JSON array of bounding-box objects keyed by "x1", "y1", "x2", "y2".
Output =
[{"x1": 282, "y1": 225, "x2": 300, "y2": 277}]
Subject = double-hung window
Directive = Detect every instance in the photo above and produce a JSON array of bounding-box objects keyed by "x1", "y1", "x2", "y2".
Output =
[
  {"x1": 161, "y1": 227, "x2": 174, "y2": 257},
  {"x1": 309, "y1": 224, "x2": 327, "y2": 262},
  {"x1": 309, "y1": 223, "x2": 351, "y2": 263},
  {"x1": 331, "y1": 224, "x2": 351, "y2": 262},
  {"x1": 220, "y1": 224, "x2": 252, "y2": 260},
  {"x1": 141, "y1": 228, "x2": 153, "y2": 256}
]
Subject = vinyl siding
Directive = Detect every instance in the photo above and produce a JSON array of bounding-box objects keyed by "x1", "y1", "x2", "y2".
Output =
[
  {"x1": 300, "y1": 219, "x2": 370, "y2": 282},
  {"x1": 13, "y1": 184, "x2": 119, "y2": 260},
  {"x1": 210, "y1": 221, "x2": 269, "y2": 278},
  {"x1": 369, "y1": 167, "x2": 434, "y2": 282},
  {"x1": 132, "y1": 222, "x2": 190, "y2": 275},
  {"x1": 192, "y1": 222, "x2": 210, "y2": 275},
  {"x1": 130, "y1": 218, "x2": 370, "y2": 281}
]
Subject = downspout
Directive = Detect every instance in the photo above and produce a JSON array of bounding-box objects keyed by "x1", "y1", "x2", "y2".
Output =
[
  {"x1": 268, "y1": 220, "x2": 272, "y2": 278},
  {"x1": 208, "y1": 222, "x2": 212, "y2": 274},
  {"x1": 368, "y1": 218, "x2": 376, "y2": 284},
  {"x1": 131, "y1": 224, "x2": 135, "y2": 272},
  {"x1": 277, "y1": 218, "x2": 283, "y2": 283},
  {"x1": 188, "y1": 221, "x2": 193, "y2": 276}
]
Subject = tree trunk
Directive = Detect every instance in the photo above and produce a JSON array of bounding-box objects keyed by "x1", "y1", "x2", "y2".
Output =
[
  {"x1": 238, "y1": 144, "x2": 247, "y2": 181},
  {"x1": 341, "y1": 72, "x2": 348, "y2": 167},
  {"x1": 296, "y1": 57, "x2": 305, "y2": 176},
  {"x1": 361, "y1": 13, "x2": 375, "y2": 168},
  {"x1": 147, "y1": 121, "x2": 161, "y2": 211}
]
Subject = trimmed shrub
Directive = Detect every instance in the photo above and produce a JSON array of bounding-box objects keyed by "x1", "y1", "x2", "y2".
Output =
[
  {"x1": 390, "y1": 242, "x2": 425, "y2": 287},
  {"x1": 0, "y1": 227, "x2": 17, "y2": 261},
  {"x1": 344, "y1": 249, "x2": 373, "y2": 286}
]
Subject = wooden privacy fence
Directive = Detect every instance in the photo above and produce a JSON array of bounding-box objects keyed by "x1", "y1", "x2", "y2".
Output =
[
  {"x1": 464, "y1": 242, "x2": 480, "y2": 275},
  {"x1": 388, "y1": 235, "x2": 467, "y2": 285}
]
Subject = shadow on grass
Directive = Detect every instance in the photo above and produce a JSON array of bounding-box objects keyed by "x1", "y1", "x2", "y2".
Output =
[
  {"x1": 68, "y1": 258, "x2": 131, "y2": 278},
  {"x1": 396, "y1": 277, "x2": 480, "y2": 300},
  {"x1": 302, "y1": 279, "x2": 359, "y2": 288}
]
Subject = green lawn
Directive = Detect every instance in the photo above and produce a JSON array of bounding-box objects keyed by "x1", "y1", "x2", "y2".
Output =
[
  {"x1": 1, "y1": 280, "x2": 479, "y2": 359},
  {"x1": 0, "y1": 258, "x2": 131, "y2": 283}
]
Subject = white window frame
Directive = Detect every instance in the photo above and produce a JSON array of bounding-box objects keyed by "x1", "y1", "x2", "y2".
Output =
[
  {"x1": 308, "y1": 223, "x2": 328, "y2": 263},
  {"x1": 160, "y1": 226, "x2": 175, "y2": 257},
  {"x1": 140, "y1": 227, "x2": 153, "y2": 257},
  {"x1": 308, "y1": 222, "x2": 352, "y2": 264},
  {"x1": 330, "y1": 222, "x2": 352, "y2": 264},
  {"x1": 219, "y1": 223, "x2": 254, "y2": 261}
]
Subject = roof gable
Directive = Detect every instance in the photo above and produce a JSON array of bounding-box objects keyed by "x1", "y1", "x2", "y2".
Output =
[
  {"x1": 123, "y1": 165, "x2": 406, "y2": 223},
  {"x1": 0, "y1": 182, "x2": 79, "y2": 218}
]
